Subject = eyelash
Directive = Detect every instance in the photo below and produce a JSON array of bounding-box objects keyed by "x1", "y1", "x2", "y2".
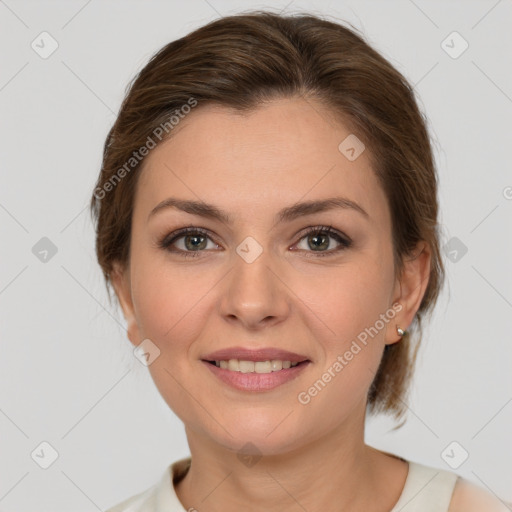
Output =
[{"x1": 158, "y1": 225, "x2": 352, "y2": 259}]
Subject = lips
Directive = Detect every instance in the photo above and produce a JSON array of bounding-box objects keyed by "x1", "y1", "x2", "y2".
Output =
[
  {"x1": 201, "y1": 346, "x2": 311, "y2": 364},
  {"x1": 202, "y1": 358, "x2": 311, "y2": 391}
]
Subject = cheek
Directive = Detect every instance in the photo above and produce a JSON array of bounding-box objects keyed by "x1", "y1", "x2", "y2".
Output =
[
  {"x1": 130, "y1": 255, "x2": 216, "y2": 349},
  {"x1": 293, "y1": 266, "x2": 392, "y2": 418},
  {"x1": 129, "y1": 260, "x2": 215, "y2": 418},
  {"x1": 293, "y1": 257, "x2": 394, "y2": 348}
]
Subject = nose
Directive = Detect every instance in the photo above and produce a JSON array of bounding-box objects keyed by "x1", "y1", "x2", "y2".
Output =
[{"x1": 218, "y1": 246, "x2": 291, "y2": 330}]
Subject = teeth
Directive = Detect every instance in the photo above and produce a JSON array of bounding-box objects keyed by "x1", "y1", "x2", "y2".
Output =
[
  {"x1": 239, "y1": 360, "x2": 254, "y2": 373},
  {"x1": 255, "y1": 361, "x2": 272, "y2": 373},
  {"x1": 270, "y1": 360, "x2": 282, "y2": 371},
  {"x1": 213, "y1": 359, "x2": 301, "y2": 373}
]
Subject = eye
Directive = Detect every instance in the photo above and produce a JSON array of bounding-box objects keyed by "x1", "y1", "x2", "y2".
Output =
[
  {"x1": 292, "y1": 225, "x2": 352, "y2": 257},
  {"x1": 158, "y1": 227, "x2": 221, "y2": 258}
]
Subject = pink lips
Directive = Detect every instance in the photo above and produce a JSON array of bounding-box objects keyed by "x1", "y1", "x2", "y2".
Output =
[
  {"x1": 202, "y1": 360, "x2": 311, "y2": 391},
  {"x1": 201, "y1": 346, "x2": 311, "y2": 392}
]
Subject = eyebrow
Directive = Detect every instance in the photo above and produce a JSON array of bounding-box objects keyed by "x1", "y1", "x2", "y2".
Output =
[{"x1": 148, "y1": 196, "x2": 369, "y2": 225}]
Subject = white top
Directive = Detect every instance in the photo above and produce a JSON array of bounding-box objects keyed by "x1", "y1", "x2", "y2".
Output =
[{"x1": 106, "y1": 456, "x2": 459, "y2": 512}]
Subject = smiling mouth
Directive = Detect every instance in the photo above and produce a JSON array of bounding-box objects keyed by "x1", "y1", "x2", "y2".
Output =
[{"x1": 203, "y1": 359, "x2": 310, "y2": 373}]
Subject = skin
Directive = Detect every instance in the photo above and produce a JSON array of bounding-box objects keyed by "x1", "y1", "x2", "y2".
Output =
[{"x1": 112, "y1": 97, "x2": 434, "y2": 511}]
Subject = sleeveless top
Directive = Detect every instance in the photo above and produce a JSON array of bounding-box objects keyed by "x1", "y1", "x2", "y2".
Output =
[{"x1": 106, "y1": 456, "x2": 459, "y2": 512}]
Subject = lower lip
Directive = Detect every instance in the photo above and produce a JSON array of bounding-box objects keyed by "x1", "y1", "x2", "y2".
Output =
[{"x1": 202, "y1": 360, "x2": 311, "y2": 391}]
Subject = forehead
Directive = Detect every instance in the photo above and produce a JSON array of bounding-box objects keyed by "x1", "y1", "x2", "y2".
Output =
[{"x1": 135, "y1": 98, "x2": 389, "y2": 225}]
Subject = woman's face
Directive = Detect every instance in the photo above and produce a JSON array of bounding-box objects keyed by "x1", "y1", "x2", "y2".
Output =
[{"x1": 114, "y1": 97, "x2": 419, "y2": 455}]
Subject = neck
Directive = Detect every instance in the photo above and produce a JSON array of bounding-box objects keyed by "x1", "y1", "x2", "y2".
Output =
[{"x1": 174, "y1": 403, "x2": 407, "y2": 512}]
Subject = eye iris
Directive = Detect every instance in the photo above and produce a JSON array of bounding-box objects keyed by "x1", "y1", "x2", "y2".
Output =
[
  {"x1": 185, "y1": 234, "x2": 207, "y2": 251},
  {"x1": 308, "y1": 232, "x2": 329, "y2": 251}
]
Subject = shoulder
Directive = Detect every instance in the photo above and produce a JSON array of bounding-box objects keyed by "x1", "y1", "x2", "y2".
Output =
[
  {"x1": 104, "y1": 479, "x2": 159, "y2": 512},
  {"x1": 104, "y1": 458, "x2": 190, "y2": 512},
  {"x1": 105, "y1": 489, "x2": 156, "y2": 512},
  {"x1": 448, "y1": 476, "x2": 511, "y2": 512}
]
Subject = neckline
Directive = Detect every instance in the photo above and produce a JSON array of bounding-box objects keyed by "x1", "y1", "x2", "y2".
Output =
[
  {"x1": 389, "y1": 460, "x2": 416, "y2": 512},
  {"x1": 165, "y1": 456, "x2": 416, "y2": 512}
]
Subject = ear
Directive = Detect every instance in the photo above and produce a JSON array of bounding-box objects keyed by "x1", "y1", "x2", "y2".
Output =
[
  {"x1": 111, "y1": 261, "x2": 141, "y2": 347},
  {"x1": 385, "y1": 241, "x2": 431, "y2": 345}
]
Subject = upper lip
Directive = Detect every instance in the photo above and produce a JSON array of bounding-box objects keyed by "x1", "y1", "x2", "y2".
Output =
[{"x1": 202, "y1": 346, "x2": 310, "y2": 363}]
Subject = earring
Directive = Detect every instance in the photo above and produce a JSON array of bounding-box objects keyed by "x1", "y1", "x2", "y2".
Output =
[{"x1": 396, "y1": 326, "x2": 406, "y2": 336}]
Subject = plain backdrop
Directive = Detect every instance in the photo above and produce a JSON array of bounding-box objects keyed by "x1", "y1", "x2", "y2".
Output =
[{"x1": 1, "y1": 0, "x2": 511, "y2": 510}]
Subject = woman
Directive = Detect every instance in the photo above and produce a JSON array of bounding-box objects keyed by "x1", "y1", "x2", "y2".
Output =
[{"x1": 90, "y1": 11, "x2": 507, "y2": 512}]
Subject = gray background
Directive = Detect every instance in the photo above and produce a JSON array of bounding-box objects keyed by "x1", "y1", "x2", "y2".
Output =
[{"x1": 1, "y1": 0, "x2": 511, "y2": 510}]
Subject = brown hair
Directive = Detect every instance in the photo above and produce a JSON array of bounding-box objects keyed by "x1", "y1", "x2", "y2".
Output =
[{"x1": 90, "y1": 10, "x2": 445, "y2": 424}]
